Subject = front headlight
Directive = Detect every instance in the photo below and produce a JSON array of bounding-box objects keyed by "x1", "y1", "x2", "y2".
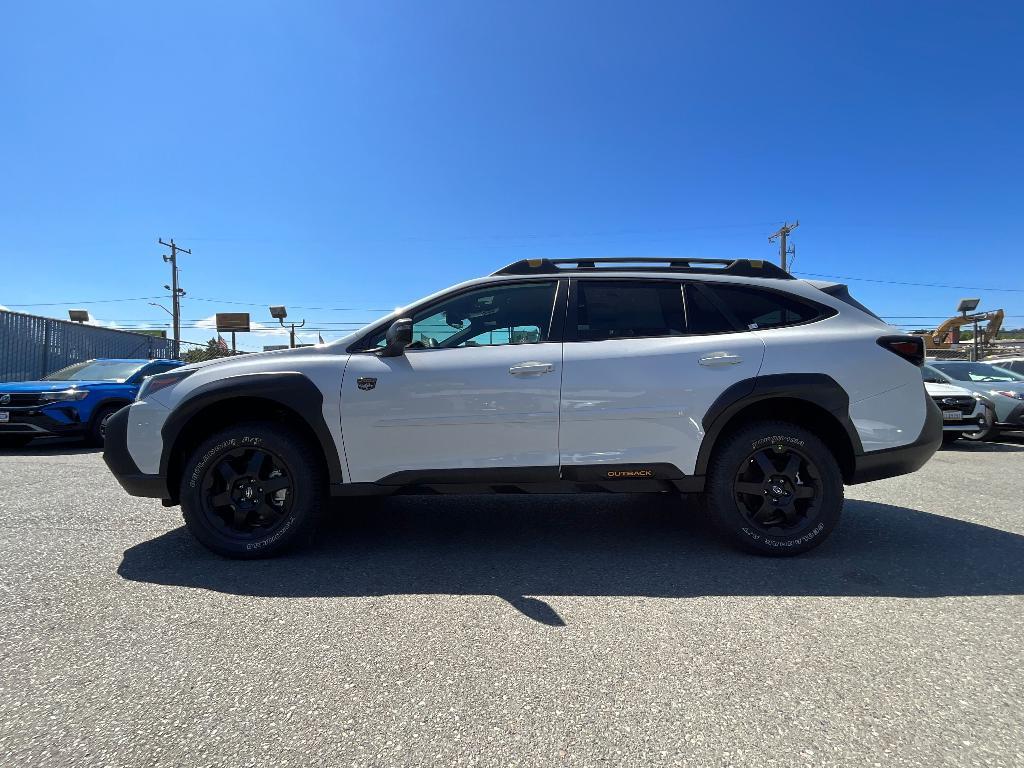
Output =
[
  {"x1": 990, "y1": 390, "x2": 1024, "y2": 401},
  {"x1": 137, "y1": 368, "x2": 195, "y2": 402},
  {"x1": 40, "y1": 389, "x2": 90, "y2": 402}
]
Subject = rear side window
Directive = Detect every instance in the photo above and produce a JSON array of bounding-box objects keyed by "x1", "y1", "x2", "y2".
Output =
[
  {"x1": 575, "y1": 281, "x2": 685, "y2": 340},
  {"x1": 683, "y1": 284, "x2": 734, "y2": 334},
  {"x1": 700, "y1": 284, "x2": 828, "y2": 330}
]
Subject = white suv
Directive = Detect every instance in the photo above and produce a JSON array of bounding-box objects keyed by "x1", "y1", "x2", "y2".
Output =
[{"x1": 103, "y1": 258, "x2": 941, "y2": 557}]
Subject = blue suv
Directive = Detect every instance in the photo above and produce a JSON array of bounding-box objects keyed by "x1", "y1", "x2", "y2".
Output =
[{"x1": 0, "y1": 358, "x2": 184, "y2": 448}]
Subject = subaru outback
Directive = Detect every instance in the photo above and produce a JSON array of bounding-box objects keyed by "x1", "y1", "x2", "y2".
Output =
[{"x1": 103, "y1": 258, "x2": 941, "y2": 557}]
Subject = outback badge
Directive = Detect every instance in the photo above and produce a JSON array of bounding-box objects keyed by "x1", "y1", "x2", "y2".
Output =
[{"x1": 357, "y1": 377, "x2": 377, "y2": 391}]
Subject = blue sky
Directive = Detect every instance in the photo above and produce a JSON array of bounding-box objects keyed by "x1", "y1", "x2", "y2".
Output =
[{"x1": 2, "y1": 1, "x2": 1022, "y2": 349}]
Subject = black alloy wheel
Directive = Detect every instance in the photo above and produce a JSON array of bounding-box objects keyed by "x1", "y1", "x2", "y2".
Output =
[
  {"x1": 179, "y1": 422, "x2": 324, "y2": 558},
  {"x1": 702, "y1": 420, "x2": 843, "y2": 556},
  {"x1": 200, "y1": 446, "x2": 294, "y2": 539},
  {"x1": 733, "y1": 443, "x2": 822, "y2": 536}
]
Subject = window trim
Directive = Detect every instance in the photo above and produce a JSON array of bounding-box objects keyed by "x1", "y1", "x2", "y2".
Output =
[{"x1": 347, "y1": 278, "x2": 567, "y2": 353}]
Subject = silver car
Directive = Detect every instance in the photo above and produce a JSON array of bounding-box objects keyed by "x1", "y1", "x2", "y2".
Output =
[{"x1": 925, "y1": 361, "x2": 1024, "y2": 436}]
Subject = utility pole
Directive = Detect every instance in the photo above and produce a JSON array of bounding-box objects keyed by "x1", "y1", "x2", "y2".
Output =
[
  {"x1": 768, "y1": 221, "x2": 799, "y2": 272},
  {"x1": 159, "y1": 238, "x2": 190, "y2": 359}
]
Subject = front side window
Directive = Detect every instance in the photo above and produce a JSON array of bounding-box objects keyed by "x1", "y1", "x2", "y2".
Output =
[
  {"x1": 575, "y1": 281, "x2": 686, "y2": 341},
  {"x1": 377, "y1": 281, "x2": 557, "y2": 349},
  {"x1": 701, "y1": 284, "x2": 827, "y2": 330}
]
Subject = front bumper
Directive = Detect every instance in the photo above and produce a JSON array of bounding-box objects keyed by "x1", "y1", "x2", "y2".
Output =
[
  {"x1": 850, "y1": 395, "x2": 942, "y2": 484},
  {"x1": 994, "y1": 402, "x2": 1024, "y2": 430},
  {"x1": 0, "y1": 404, "x2": 88, "y2": 437},
  {"x1": 103, "y1": 406, "x2": 169, "y2": 499}
]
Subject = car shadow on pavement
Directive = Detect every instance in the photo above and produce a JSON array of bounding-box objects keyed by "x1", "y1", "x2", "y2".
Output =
[
  {"x1": 118, "y1": 494, "x2": 1024, "y2": 626},
  {"x1": 0, "y1": 438, "x2": 99, "y2": 456},
  {"x1": 943, "y1": 439, "x2": 1024, "y2": 452}
]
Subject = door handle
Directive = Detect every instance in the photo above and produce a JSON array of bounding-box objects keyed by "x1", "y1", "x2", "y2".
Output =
[
  {"x1": 509, "y1": 362, "x2": 554, "y2": 376},
  {"x1": 699, "y1": 352, "x2": 743, "y2": 367}
]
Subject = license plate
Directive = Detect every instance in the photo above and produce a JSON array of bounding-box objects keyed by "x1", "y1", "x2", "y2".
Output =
[
  {"x1": 942, "y1": 410, "x2": 963, "y2": 421},
  {"x1": 0, "y1": 411, "x2": 8, "y2": 423}
]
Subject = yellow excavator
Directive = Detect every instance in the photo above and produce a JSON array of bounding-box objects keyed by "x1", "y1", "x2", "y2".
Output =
[{"x1": 915, "y1": 308, "x2": 1004, "y2": 350}]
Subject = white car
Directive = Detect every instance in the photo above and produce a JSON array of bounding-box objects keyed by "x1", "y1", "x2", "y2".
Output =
[
  {"x1": 920, "y1": 372, "x2": 991, "y2": 442},
  {"x1": 103, "y1": 257, "x2": 941, "y2": 558}
]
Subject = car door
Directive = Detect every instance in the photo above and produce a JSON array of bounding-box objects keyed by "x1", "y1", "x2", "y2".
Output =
[
  {"x1": 340, "y1": 280, "x2": 565, "y2": 483},
  {"x1": 559, "y1": 279, "x2": 765, "y2": 477}
]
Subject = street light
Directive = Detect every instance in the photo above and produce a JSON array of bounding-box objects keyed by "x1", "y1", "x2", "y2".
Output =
[
  {"x1": 268, "y1": 305, "x2": 305, "y2": 348},
  {"x1": 68, "y1": 309, "x2": 89, "y2": 323}
]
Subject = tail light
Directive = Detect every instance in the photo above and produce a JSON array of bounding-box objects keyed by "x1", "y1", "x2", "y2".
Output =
[{"x1": 877, "y1": 335, "x2": 925, "y2": 367}]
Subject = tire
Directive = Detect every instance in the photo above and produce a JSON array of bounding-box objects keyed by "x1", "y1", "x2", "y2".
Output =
[
  {"x1": 961, "y1": 407, "x2": 995, "y2": 441},
  {"x1": 0, "y1": 436, "x2": 32, "y2": 450},
  {"x1": 86, "y1": 405, "x2": 122, "y2": 447},
  {"x1": 702, "y1": 420, "x2": 843, "y2": 556},
  {"x1": 179, "y1": 422, "x2": 324, "y2": 558}
]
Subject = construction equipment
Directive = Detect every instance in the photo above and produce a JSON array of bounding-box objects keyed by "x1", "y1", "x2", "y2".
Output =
[{"x1": 915, "y1": 308, "x2": 1004, "y2": 349}]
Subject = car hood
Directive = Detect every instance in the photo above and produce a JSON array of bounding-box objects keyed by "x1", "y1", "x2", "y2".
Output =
[
  {"x1": 924, "y1": 382, "x2": 974, "y2": 397},
  {"x1": 177, "y1": 343, "x2": 341, "y2": 373},
  {"x1": 0, "y1": 380, "x2": 123, "y2": 392}
]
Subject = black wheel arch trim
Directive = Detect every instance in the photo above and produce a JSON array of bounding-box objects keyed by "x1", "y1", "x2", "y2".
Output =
[
  {"x1": 695, "y1": 373, "x2": 864, "y2": 477},
  {"x1": 158, "y1": 372, "x2": 344, "y2": 488}
]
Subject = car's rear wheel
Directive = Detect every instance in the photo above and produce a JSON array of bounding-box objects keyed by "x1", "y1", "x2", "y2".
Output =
[
  {"x1": 702, "y1": 420, "x2": 843, "y2": 556},
  {"x1": 179, "y1": 422, "x2": 324, "y2": 558}
]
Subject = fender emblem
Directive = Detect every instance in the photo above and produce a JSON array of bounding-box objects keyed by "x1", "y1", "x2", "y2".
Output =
[{"x1": 357, "y1": 377, "x2": 377, "y2": 391}]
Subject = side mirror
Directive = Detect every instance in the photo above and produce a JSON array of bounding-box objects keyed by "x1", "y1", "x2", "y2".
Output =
[{"x1": 380, "y1": 318, "x2": 413, "y2": 357}]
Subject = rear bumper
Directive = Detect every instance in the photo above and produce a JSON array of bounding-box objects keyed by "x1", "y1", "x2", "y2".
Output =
[
  {"x1": 103, "y1": 406, "x2": 169, "y2": 499},
  {"x1": 849, "y1": 395, "x2": 942, "y2": 484}
]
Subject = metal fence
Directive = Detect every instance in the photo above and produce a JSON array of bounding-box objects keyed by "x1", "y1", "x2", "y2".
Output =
[{"x1": 0, "y1": 309, "x2": 174, "y2": 381}]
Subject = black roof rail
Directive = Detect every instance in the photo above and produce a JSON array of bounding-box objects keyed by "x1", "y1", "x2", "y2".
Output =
[{"x1": 491, "y1": 257, "x2": 793, "y2": 279}]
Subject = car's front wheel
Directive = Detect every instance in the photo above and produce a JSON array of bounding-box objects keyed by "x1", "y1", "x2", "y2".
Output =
[
  {"x1": 961, "y1": 405, "x2": 996, "y2": 441},
  {"x1": 702, "y1": 420, "x2": 843, "y2": 556},
  {"x1": 179, "y1": 422, "x2": 324, "y2": 558}
]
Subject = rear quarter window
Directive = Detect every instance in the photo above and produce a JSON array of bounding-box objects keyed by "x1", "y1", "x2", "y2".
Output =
[{"x1": 700, "y1": 284, "x2": 833, "y2": 330}]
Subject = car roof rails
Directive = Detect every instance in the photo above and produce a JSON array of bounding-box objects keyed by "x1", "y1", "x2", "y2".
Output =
[{"x1": 491, "y1": 257, "x2": 794, "y2": 279}]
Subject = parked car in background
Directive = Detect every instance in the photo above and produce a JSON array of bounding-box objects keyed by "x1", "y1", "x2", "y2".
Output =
[
  {"x1": 0, "y1": 358, "x2": 184, "y2": 448},
  {"x1": 985, "y1": 356, "x2": 1024, "y2": 376},
  {"x1": 925, "y1": 360, "x2": 1024, "y2": 437},
  {"x1": 921, "y1": 366, "x2": 994, "y2": 442}
]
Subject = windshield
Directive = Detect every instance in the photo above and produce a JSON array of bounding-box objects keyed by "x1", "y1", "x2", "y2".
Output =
[
  {"x1": 931, "y1": 362, "x2": 1024, "y2": 384},
  {"x1": 921, "y1": 365, "x2": 949, "y2": 384},
  {"x1": 43, "y1": 360, "x2": 146, "y2": 382}
]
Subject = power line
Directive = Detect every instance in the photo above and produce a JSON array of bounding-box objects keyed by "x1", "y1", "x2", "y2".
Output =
[
  {"x1": 4, "y1": 296, "x2": 167, "y2": 307},
  {"x1": 185, "y1": 296, "x2": 394, "y2": 312},
  {"x1": 795, "y1": 271, "x2": 1024, "y2": 293}
]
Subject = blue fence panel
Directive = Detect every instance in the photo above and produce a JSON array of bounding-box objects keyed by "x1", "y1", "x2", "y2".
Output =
[{"x1": 0, "y1": 310, "x2": 173, "y2": 381}]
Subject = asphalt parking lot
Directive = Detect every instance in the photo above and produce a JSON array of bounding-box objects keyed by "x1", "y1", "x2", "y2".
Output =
[{"x1": 1, "y1": 438, "x2": 1022, "y2": 767}]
